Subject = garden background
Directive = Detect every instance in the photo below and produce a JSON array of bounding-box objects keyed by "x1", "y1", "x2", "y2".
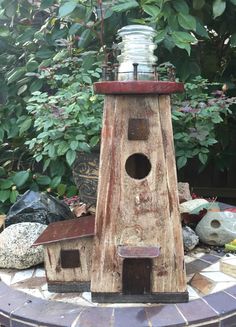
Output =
[{"x1": 1, "y1": 0, "x2": 236, "y2": 213}]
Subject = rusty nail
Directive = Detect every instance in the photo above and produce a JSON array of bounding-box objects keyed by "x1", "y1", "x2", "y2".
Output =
[{"x1": 133, "y1": 63, "x2": 138, "y2": 80}]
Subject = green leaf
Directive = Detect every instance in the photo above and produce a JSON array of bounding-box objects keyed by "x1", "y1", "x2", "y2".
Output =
[
  {"x1": 78, "y1": 142, "x2": 90, "y2": 152},
  {"x1": 177, "y1": 157, "x2": 187, "y2": 169},
  {"x1": 0, "y1": 190, "x2": 10, "y2": 202},
  {"x1": 173, "y1": 37, "x2": 191, "y2": 56},
  {"x1": 0, "y1": 26, "x2": 9, "y2": 37},
  {"x1": 50, "y1": 160, "x2": 65, "y2": 177},
  {"x1": 59, "y1": 1, "x2": 77, "y2": 17},
  {"x1": 35, "y1": 154, "x2": 43, "y2": 162},
  {"x1": 78, "y1": 29, "x2": 92, "y2": 49},
  {"x1": 48, "y1": 144, "x2": 55, "y2": 158},
  {"x1": 36, "y1": 175, "x2": 51, "y2": 185},
  {"x1": 29, "y1": 182, "x2": 39, "y2": 192},
  {"x1": 4, "y1": 1, "x2": 17, "y2": 17},
  {"x1": 26, "y1": 60, "x2": 39, "y2": 72},
  {"x1": 82, "y1": 75, "x2": 92, "y2": 84},
  {"x1": 57, "y1": 183, "x2": 66, "y2": 196},
  {"x1": 17, "y1": 84, "x2": 28, "y2": 96},
  {"x1": 172, "y1": 31, "x2": 197, "y2": 43},
  {"x1": 50, "y1": 176, "x2": 62, "y2": 188},
  {"x1": 198, "y1": 152, "x2": 208, "y2": 165},
  {"x1": 43, "y1": 158, "x2": 51, "y2": 172},
  {"x1": 112, "y1": 0, "x2": 139, "y2": 12},
  {"x1": 0, "y1": 128, "x2": 4, "y2": 141},
  {"x1": 0, "y1": 179, "x2": 13, "y2": 189},
  {"x1": 66, "y1": 185, "x2": 78, "y2": 197},
  {"x1": 40, "y1": 0, "x2": 55, "y2": 9},
  {"x1": 57, "y1": 142, "x2": 69, "y2": 155},
  {"x1": 142, "y1": 5, "x2": 160, "y2": 17},
  {"x1": 195, "y1": 21, "x2": 209, "y2": 38},
  {"x1": 19, "y1": 118, "x2": 32, "y2": 135},
  {"x1": 230, "y1": 33, "x2": 236, "y2": 47},
  {"x1": 213, "y1": 0, "x2": 226, "y2": 18},
  {"x1": 7, "y1": 67, "x2": 26, "y2": 84},
  {"x1": 66, "y1": 149, "x2": 76, "y2": 166},
  {"x1": 155, "y1": 30, "x2": 166, "y2": 43},
  {"x1": 70, "y1": 140, "x2": 79, "y2": 151},
  {"x1": 193, "y1": 0, "x2": 205, "y2": 10},
  {"x1": 30, "y1": 79, "x2": 43, "y2": 93},
  {"x1": 90, "y1": 135, "x2": 99, "y2": 147},
  {"x1": 178, "y1": 13, "x2": 196, "y2": 31},
  {"x1": 13, "y1": 171, "x2": 30, "y2": 187},
  {"x1": 0, "y1": 167, "x2": 6, "y2": 177},
  {"x1": 230, "y1": 0, "x2": 236, "y2": 4},
  {"x1": 173, "y1": 0, "x2": 189, "y2": 14},
  {"x1": 36, "y1": 49, "x2": 55, "y2": 59},
  {"x1": 10, "y1": 190, "x2": 19, "y2": 203},
  {"x1": 69, "y1": 23, "x2": 82, "y2": 35},
  {"x1": 174, "y1": 132, "x2": 184, "y2": 140}
]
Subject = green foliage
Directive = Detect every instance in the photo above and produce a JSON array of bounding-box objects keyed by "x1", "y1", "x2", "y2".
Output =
[
  {"x1": 25, "y1": 56, "x2": 103, "y2": 170},
  {"x1": 1, "y1": 0, "x2": 236, "y2": 213},
  {"x1": 172, "y1": 77, "x2": 236, "y2": 169}
]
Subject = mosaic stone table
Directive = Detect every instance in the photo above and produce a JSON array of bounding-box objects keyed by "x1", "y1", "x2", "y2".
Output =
[{"x1": 1, "y1": 249, "x2": 236, "y2": 326}]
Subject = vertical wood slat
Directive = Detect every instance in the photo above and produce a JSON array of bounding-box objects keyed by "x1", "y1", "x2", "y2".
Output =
[{"x1": 91, "y1": 94, "x2": 186, "y2": 295}]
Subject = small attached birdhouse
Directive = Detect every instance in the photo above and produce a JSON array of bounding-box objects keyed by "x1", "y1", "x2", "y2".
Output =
[{"x1": 33, "y1": 215, "x2": 95, "y2": 293}]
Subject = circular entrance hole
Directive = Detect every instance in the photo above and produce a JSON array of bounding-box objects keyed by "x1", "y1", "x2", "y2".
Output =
[
  {"x1": 211, "y1": 220, "x2": 221, "y2": 228},
  {"x1": 125, "y1": 153, "x2": 151, "y2": 180}
]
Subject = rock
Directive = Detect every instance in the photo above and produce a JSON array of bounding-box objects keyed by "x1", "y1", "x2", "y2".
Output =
[
  {"x1": 6, "y1": 190, "x2": 75, "y2": 226},
  {"x1": 179, "y1": 198, "x2": 209, "y2": 214},
  {"x1": 195, "y1": 211, "x2": 236, "y2": 246},
  {"x1": 178, "y1": 182, "x2": 192, "y2": 203},
  {"x1": 0, "y1": 222, "x2": 47, "y2": 269},
  {"x1": 182, "y1": 226, "x2": 199, "y2": 251}
]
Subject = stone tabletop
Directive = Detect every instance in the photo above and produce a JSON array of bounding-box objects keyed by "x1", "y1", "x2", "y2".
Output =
[{"x1": 1, "y1": 248, "x2": 236, "y2": 326}]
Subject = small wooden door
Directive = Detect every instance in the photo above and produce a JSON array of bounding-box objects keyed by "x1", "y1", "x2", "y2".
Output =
[{"x1": 122, "y1": 259, "x2": 151, "y2": 295}]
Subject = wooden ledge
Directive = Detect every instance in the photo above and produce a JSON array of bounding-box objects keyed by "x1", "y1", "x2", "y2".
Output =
[
  {"x1": 117, "y1": 245, "x2": 160, "y2": 258},
  {"x1": 94, "y1": 81, "x2": 184, "y2": 95}
]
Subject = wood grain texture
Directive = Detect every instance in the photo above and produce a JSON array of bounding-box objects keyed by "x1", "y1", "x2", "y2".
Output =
[
  {"x1": 94, "y1": 81, "x2": 184, "y2": 94},
  {"x1": 44, "y1": 237, "x2": 93, "y2": 283},
  {"x1": 91, "y1": 94, "x2": 186, "y2": 295}
]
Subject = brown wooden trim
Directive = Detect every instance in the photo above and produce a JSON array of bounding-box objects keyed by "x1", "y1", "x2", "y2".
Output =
[
  {"x1": 94, "y1": 81, "x2": 184, "y2": 95},
  {"x1": 118, "y1": 246, "x2": 160, "y2": 258}
]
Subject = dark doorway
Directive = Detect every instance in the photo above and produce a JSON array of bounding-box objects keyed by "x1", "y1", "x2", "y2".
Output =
[{"x1": 122, "y1": 258, "x2": 151, "y2": 295}]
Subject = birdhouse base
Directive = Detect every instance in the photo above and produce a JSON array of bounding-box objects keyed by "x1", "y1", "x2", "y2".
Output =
[
  {"x1": 48, "y1": 281, "x2": 90, "y2": 293},
  {"x1": 92, "y1": 291, "x2": 189, "y2": 303}
]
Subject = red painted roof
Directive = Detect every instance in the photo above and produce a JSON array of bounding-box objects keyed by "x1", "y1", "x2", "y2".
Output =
[
  {"x1": 33, "y1": 215, "x2": 95, "y2": 246},
  {"x1": 94, "y1": 81, "x2": 184, "y2": 95}
]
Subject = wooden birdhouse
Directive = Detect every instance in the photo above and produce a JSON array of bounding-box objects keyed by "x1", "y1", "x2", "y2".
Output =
[
  {"x1": 90, "y1": 25, "x2": 188, "y2": 303},
  {"x1": 33, "y1": 215, "x2": 95, "y2": 293}
]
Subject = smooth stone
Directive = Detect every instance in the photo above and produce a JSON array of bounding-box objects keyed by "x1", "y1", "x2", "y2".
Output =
[
  {"x1": 0, "y1": 222, "x2": 46, "y2": 269},
  {"x1": 195, "y1": 211, "x2": 236, "y2": 246},
  {"x1": 183, "y1": 226, "x2": 199, "y2": 251},
  {"x1": 179, "y1": 198, "x2": 209, "y2": 214}
]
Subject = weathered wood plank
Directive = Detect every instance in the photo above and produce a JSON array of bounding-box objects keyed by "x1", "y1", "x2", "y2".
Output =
[
  {"x1": 44, "y1": 238, "x2": 93, "y2": 283},
  {"x1": 91, "y1": 94, "x2": 187, "y2": 299}
]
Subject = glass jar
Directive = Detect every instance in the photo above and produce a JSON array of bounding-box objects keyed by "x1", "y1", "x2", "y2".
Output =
[{"x1": 117, "y1": 25, "x2": 157, "y2": 81}]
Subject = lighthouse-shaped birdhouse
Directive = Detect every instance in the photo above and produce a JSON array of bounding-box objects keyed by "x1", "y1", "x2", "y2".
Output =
[{"x1": 91, "y1": 25, "x2": 188, "y2": 303}]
